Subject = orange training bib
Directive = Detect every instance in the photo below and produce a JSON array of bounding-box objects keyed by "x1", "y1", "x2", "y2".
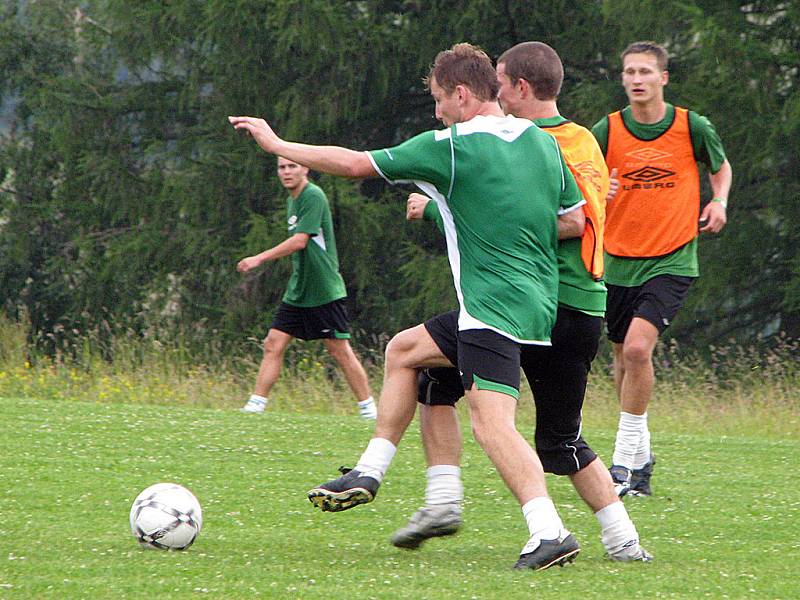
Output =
[
  {"x1": 604, "y1": 107, "x2": 700, "y2": 258},
  {"x1": 545, "y1": 121, "x2": 608, "y2": 280}
]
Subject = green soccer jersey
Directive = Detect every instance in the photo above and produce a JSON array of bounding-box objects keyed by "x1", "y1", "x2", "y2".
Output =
[
  {"x1": 424, "y1": 185, "x2": 605, "y2": 317},
  {"x1": 282, "y1": 181, "x2": 347, "y2": 307},
  {"x1": 592, "y1": 104, "x2": 727, "y2": 287},
  {"x1": 369, "y1": 114, "x2": 584, "y2": 344}
]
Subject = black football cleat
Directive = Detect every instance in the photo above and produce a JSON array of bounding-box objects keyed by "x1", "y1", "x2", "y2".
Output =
[
  {"x1": 514, "y1": 530, "x2": 580, "y2": 570},
  {"x1": 629, "y1": 454, "x2": 656, "y2": 496},
  {"x1": 307, "y1": 467, "x2": 380, "y2": 512}
]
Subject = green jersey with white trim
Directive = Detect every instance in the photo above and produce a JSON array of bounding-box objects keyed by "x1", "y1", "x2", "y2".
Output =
[
  {"x1": 369, "y1": 114, "x2": 583, "y2": 344},
  {"x1": 282, "y1": 182, "x2": 347, "y2": 307}
]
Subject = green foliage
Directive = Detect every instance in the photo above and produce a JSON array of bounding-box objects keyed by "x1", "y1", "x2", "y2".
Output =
[{"x1": 0, "y1": 0, "x2": 798, "y2": 358}]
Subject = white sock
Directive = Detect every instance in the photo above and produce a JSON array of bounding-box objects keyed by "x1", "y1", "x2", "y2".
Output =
[
  {"x1": 358, "y1": 396, "x2": 377, "y2": 419},
  {"x1": 425, "y1": 465, "x2": 463, "y2": 507},
  {"x1": 354, "y1": 437, "x2": 396, "y2": 482},
  {"x1": 249, "y1": 394, "x2": 267, "y2": 406},
  {"x1": 521, "y1": 496, "x2": 564, "y2": 552},
  {"x1": 612, "y1": 411, "x2": 647, "y2": 469},
  {"x1": 596, "y1": 501, "x2": 640, "y2": 555},
  {"x1": 634, "y1": 425, "x2": 652, "y2": 470}
]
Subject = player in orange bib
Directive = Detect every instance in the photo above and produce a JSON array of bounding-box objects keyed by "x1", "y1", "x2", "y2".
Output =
[{"x1": 592, "y1": 41, "x2": 732, "y2": 497}]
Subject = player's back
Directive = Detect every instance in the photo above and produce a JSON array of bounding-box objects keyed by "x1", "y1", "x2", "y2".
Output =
[{"x1": 441, "y1": 114, "x2": 579, "y2": 341}]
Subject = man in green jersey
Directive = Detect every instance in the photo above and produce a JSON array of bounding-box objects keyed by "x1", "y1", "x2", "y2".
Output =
[
  {"x1": 230, "y1": 43, "x2": 585, "y2": 570},
  {"x1": 592, "y1": 41, "x2": 732, "y2": 497},
  {"x1": 238, "y1": 156, "x2": 376, "y2": 420},
  {"x1": 396, "y1": 42, "x2": 650, "y2": 563}
]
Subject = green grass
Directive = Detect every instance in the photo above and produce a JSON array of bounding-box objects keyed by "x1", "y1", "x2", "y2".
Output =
[{"x1": 1, "y1": 396, "x2": 798, "y2": 599}]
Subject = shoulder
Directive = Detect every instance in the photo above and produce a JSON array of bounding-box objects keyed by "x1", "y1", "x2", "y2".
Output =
[
  {"x1": 686, "y1": 109, "x2": 716, "y2": 131},
  {"x1": 374, "y1": 129, "x2": 442, "y2": 157},
  {"x1": 299, "y1": 182, "x2": 328, "y2": 203},
  {"x1": 592, "y1": 113, "x2": 611, "y2": 128},
  {"x1": 590, "y1": 114, "x2": 611, "y2": 136},
  {"x1": 563, "y1": 121, "x2": 598, "y2": 142},
  {"x1": 455, "y1": 114, "x2": 537, "y2": 140}
]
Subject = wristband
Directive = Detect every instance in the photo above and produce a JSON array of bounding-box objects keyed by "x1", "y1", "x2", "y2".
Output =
[{"x1": 712, "y1": 197, "x2": 728, "y2": 209}]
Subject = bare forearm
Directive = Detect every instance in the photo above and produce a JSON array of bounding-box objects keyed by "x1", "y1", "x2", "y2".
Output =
[
  {"x1": 272, "y1": 141, "x2": 375, "y2": 178},
  {"x1": 255, "y1": 238, "x2": 304, "y2": 263},
  {"x1": 709, "y1": 159, "x2": 732, "y2": 201},
  {"x1": 238, "y1": 234, "x2": 309, "y2": 273},
  {"x1": 557, "y1": 206, "x2": 586, "y2": 240},
  {"x1": 228, "y1": 115, "x2": 376, "y2": 178}
]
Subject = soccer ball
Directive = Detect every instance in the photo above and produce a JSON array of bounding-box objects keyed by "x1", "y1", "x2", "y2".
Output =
[{"x1": 129, "y1": 483, "x2": 202, "y2": 550}]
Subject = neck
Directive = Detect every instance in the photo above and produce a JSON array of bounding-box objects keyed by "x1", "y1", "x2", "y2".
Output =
[
  {"x1": 515, "y1": 99, "x2": 560, "y2": 121},
  {"x1": 469, "y1": 101, "x2": 505, "y2": 120},
  {"x1": 288, "y1": 180, "x2": 308, "y2": 198},
  {"x1": 629, "y1": 99, "x2": 667, "y2": 124}
]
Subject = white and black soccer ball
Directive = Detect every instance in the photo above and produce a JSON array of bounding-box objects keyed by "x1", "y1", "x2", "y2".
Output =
[{"x1": 130, "y1": 483, "x2": 202, "y2": 550}]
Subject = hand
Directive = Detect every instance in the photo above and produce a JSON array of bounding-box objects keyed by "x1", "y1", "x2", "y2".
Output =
[
  {"x1": 699, "y1": 200, "x2": 727, "y2": 233},
  {"x1": 406, "y1": 193, "x2": 431, "y2": 220},
  {"x1": 237, "y1": 256, "x2": 261, "y2": 273},
  {"x1": 228, "y1": 116, "x2": 281, "y2": 154},
  {"x1": 606, "y1": 168, "x2": 619, "y2": 202}
]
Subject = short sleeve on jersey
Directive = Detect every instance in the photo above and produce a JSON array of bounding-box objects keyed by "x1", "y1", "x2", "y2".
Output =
[
  {"x1": 293, "y1": 186, "x2": 326, "y2": 235},
  {"x1": 688, "y1": 111, "x2": 727, "y2": 173},
  {"x1": 591, "y1": 117, "x2": 610, "y2": 155},
  {"x1": 368, "y1": 130, "x2": 453, "y2": 197}
]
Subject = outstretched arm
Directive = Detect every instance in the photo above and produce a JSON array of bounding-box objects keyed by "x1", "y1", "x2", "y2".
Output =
[{"x1": 228, "y1": 116, "x2": 377, "y2": 179}]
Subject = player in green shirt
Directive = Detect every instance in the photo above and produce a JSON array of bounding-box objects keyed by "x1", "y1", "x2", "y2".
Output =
[
  {"x1": 230, "y1": 43, "x2": 584, "y2": 570},
  {"x1": 238, "y1": 157, "x2": 376, "y2": 419},
  {"x1": 396, "y1": 41, "x2": 650, "y2": 563},
  {"x1": 591, "y1": 41, "x2": 732, "y2": 497}
]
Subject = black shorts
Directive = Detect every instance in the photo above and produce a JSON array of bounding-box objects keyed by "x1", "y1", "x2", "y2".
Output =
[
  {"x1": 423, "y1": 311, "x2": 521, "y2": 399},
  {"x1": 521, "y1": 307, "x2": 601, "y2": 475},
  {"x1": 419, "y1": 306, "x2": 601, "y2": 475},
  {"x1": 270, "y1": 299, "x2": 351, "y2": 341},
  {"x1": 606, "y1": 275, "x2": 694, "y2": 343}
]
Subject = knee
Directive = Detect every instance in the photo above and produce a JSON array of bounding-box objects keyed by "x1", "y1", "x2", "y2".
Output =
[
  {"x1": 468, "y1": 406, "x2": 498, "y2": 447},
  {"x1": 384, "y1": 329, "x2": 417, "y2": 369},
  {"x1": 622, "y1": 338, "x2": 653, "y2": 367},
  {"x1": 262, "y1": 335, "x2": 284, "y2": 358},
  {"x1": 326, "y1": 342, "x2": 350, "y2": 363},
  {"x1": 469, "y1": 420, "x2": 489, "y2": 448}
]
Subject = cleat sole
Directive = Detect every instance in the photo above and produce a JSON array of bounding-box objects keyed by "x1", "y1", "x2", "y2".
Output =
[
  {"x1": 307, "y1": 487, "x2": 374, "y2": 512},
  {"x1": 542, "y1": 548, "x2": 580, "y2": 570}
]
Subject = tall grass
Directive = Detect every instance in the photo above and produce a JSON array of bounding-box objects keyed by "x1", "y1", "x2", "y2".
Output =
[
  {"x1": 1, "y1": 313, "x2": 797, "y2": 435},
  {"x1": 0, "y1": 312, "x2": 385, "y2": 414}
]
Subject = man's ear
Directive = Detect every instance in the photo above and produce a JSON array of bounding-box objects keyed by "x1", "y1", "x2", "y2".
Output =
[
  {"x1": 518, "y1": 78, "x2": 533, "y2": 99},
  {"x1": 455, "y1": 84, "x2": 470, "y2": 105}
]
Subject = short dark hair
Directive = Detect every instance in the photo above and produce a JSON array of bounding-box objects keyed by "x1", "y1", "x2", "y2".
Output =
[
  {"x1": 497, "y1": 41, "x2": 563, "y2": 101},
  {"x1": 425, "y1": 42, "x2": 499, "y2": 102},
  {"x1": 621, "y1": 41, "x2": 669, "y2": 71}
]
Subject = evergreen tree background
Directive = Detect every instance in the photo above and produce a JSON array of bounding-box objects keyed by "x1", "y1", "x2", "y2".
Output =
[{"x1": 0, "y1": 0, "x2": 797, "y2": 359}]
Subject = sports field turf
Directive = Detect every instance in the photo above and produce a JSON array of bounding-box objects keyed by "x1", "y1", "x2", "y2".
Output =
[{"x1": 1, "y1": 396, "x2": 797, "y2": 598}]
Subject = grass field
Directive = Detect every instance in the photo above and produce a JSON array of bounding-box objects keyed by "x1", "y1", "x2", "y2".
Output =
[{"x1": 1, "y1": 395, "x2": 798, "y2": 599}]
